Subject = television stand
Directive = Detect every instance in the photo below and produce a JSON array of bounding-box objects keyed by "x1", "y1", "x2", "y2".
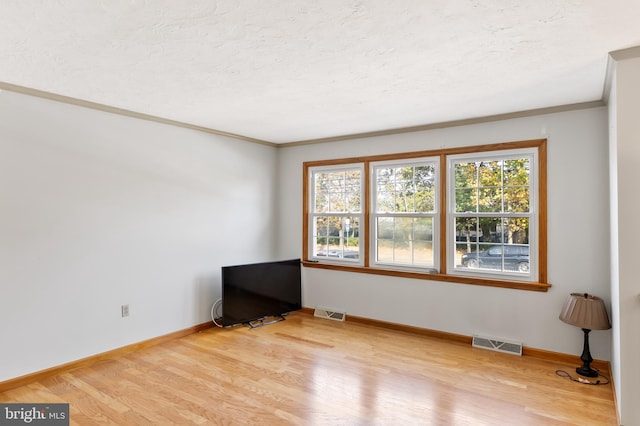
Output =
[{"x1": 247, "y1": 315, "x2": 285, "y2": 329}]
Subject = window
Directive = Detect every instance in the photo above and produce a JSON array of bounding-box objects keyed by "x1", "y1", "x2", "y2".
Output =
[
  {"x1": 303, "y1": 139, "x2": 549, "y2": 291},
  {"x1": 448, "y1": 149, "x2": 537, "y2": 280},
  {"x1": 372, "y1": 158, "x2": 439, "y2": 271},
  {"x1": 309, "y1": 165, "x2": 364, "y2": 263}
]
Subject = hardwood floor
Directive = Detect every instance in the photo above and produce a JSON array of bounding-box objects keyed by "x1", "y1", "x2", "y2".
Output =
[{"x1": 1, "y1": 312, "x2": 618, "y2": 425}]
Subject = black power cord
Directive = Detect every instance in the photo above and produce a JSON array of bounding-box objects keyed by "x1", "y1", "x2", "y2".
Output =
[{"x1": 555, "y1": 369, "x2": 610, "y2": 385}]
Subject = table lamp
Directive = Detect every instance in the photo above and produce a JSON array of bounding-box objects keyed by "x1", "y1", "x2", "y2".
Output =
[{"x1": 559, "y1": 293, "x2": 611, "y2": 378}]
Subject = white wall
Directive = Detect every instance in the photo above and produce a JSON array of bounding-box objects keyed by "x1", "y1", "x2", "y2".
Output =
[
  {"x1": 608, "y1": 69, "x2": 622, "y2": 423},
  {"x1": 277, "y1": 107, "x2": 612, "y2": 359},
  {"x1": 608, "y1": 53, "x2": 640, "y2": 426},
  {"x1": 0, "y1": 90, "x2": 278, "y2": 381},
  {"x1": 0, "y1": 87, "x2": 616, "y2": 389}
]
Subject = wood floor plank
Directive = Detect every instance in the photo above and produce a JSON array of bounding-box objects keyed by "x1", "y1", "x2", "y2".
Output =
[{"x1": 0, "y1": 312, "x2": 618, "y2": 425}]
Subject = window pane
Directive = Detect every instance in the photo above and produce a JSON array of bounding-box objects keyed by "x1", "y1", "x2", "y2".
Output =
[
  {"x1": 376, "y1": 168, "x2": 393, "y2": 187},
  {"x1": 414, "y1": 217, "x2": 433, "y2": 241},
  {"x1": 504, "y1": 158, "x2": 530, "y2": 186},
  {"x1": 489, "y1": 218, "x2": 507, "y2": 243},
  {"x1": 376, "y1": 216, "x2": 394, "y2": 263},
  {"x1": 455, "y1": 213, "x2": 530, "y2": 273},
  {"x1": 455, "y1": 217, "x2": 478, "y2": 244},
  {"x1": 315, "y1": 193, "x2": 329, "y2": 213},
  {"x1": 455, "y1": 162, "x2": 477, "y2": 188},
  {"x1": 375, "y1": 216, "x2": 435, "y2": 267},
  {"x1": 504, "y1": 187, "x2": 529, "y2": 213},
  {"x1": 455, "y1": 188, "x2": 476, "y2": 212},
  {"x1": 455, "y1": 156, "x2": 531, "y2": 215},
  {"x1": 329, "y1": 192, "x2": 345, "y2": 212},
  {"x1": 376, "y1": 217, "x2": 396, "y2": 263},
  {"x1": 396, "y1": 192, "x2": 415, "y2": 213},
  {"x1": 313, "y1": 216, "x2": 340, "y2": 255},
  {"x1": 478, "y1": 217, "x2": 504, "y2": 243},
  {"x1": 478, "y1": 160, "x2": 502, "y2": 188},
  {"x1": 313, "y1": 216, "x2": 360, "y2": 260},
  {"x1": 395, "y1": 167, "x2": 416, "y2": 212},
  {"x1": 343, "y1": 216, "x2": 360, "y2": 257},
  {"x1": 376, "y1": 190, "x2": 395, "y2": 212},
  {"x1": 393, "y1": 244, "x2": 413, "y2": 264},
  {"x1": 394, "y1": 217, "x2": 413, "y2": 242},
  {"x1": 375, "y1": 164, "x2": 436, "y2": 213},
  {"x1": 327, "y1": 172, "x2": 346, "y2": 190},
  {"x1": 377, "y1": 217, "x2": 394, "y2": 239},
  {"x1": 394, "y1": 167, "x2": 411, "y2": 191},
  {"x1": 345, "y1": 175, "x2": 361, "y2": 212},
  {"x1": 414, "y1": 165, "x2": 436, "y2": 212},
  {"x1": 413, "y1": 241, "x2": 434, "y2": 267},
  {"x1": 478, "y1": 187, "x2": 502, "y2": 212},
  {"x1": 314, "y1": 169, "x2": 361, "y2": 213},
  {"x1": 377, "y1": 239, "x2": 394, "y2": 263},
  {"x1": 504, "y1": 217, "x2": 529, "y2": 244}
]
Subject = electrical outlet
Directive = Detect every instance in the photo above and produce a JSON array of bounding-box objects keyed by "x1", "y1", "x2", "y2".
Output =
[{"x1": 121, "y1": 304, "x2": 129, "y2": 317}]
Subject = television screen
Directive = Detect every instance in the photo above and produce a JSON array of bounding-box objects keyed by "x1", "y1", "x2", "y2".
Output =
[{"x1": 221, "y1": 259, "x2": 302, "y2": 327}]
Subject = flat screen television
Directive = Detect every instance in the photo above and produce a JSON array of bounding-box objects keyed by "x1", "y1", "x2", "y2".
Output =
[{"x1": 221, "y1": 258, "x2": 302, "y2": 327}]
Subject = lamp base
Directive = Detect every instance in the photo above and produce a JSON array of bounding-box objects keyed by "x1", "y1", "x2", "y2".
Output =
[{"x1": 576, "y1": 366, "x2": 599, "y2": 378}]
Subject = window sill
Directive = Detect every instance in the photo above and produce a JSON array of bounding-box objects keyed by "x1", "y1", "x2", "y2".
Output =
[{"x1": 301, "y1": 260, "x2": 551, "y2": 292}]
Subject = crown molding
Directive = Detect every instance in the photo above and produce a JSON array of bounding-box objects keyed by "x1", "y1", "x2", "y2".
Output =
[
  {"x1": 0, "y1": 81, "x2": 276, "y2": 147},
  {"x1": 279, "y1": 100, "x2": 605, "y2": 147},
  {"x1": 1, "y1": 81, "x2": 605, "y2": 148}
]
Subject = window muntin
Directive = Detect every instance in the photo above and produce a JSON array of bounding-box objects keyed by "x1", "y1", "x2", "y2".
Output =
[
  {"x1": 449, "y1": 150, "x2": 537, "y2": 280},
  {"x1": 310, "y1": 165, "x2": 363, "y2": 263},
  {"x1": 372, "y1": 159, "x2": 438, "y2": 271}
]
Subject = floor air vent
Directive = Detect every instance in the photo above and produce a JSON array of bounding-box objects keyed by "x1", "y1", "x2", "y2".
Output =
[
  {"x1": 314, "y1": 308, "x2": 346, "y2": 322},
  {"x1": 472, "y1": 335, "x2": 522, "y2": 356}
]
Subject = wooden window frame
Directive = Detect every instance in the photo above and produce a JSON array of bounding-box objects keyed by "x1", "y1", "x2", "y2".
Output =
[{"x1": 302, "y1": 139, "x2": 550, "y2": 292}]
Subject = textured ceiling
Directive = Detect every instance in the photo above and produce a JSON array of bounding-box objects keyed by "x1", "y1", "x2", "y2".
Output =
[{"x1": 1, "y1": 1, "x2": 639, "y2": 143}]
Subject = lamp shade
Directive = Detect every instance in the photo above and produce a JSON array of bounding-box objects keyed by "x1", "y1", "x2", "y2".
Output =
[{"x1": 559, "y1": 293, "x2": 611, "y2": 330}]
